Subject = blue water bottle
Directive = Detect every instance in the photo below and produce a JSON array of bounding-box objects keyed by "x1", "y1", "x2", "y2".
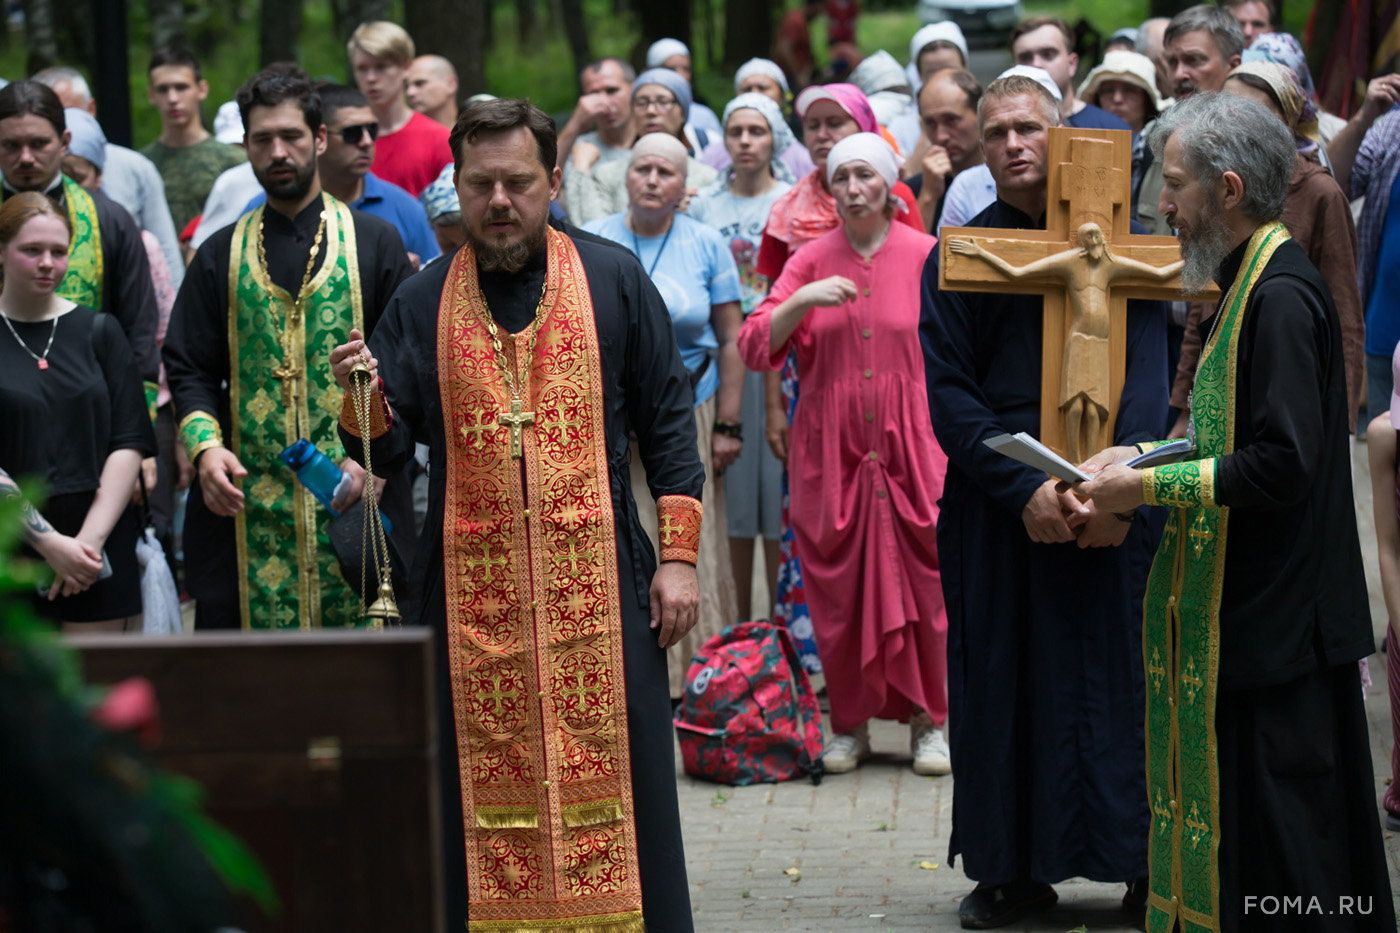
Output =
[{"x1": 277, "y1": 440, "x2": 394, "y2": 533}]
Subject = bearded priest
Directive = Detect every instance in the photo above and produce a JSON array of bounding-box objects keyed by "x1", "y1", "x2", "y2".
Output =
[
  {"x1": 332, "y1": 98, "x2": 700, "y2": 933},
  {"x1": 1075, "y1": 91, "x2": 1395, "y2": 933}
]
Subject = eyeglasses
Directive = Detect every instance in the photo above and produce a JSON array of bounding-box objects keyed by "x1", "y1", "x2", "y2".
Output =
[
  {"x1": 338, "y1": 122, "x2": 380, "y2": 145},
  {"x1": 632, "y1": 96, "x2": 679, "y2": 112}
]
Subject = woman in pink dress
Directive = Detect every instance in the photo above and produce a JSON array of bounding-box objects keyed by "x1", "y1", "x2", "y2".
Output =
[{"x1": 738, "y1": 133, "x2": 949, "y2": 776}]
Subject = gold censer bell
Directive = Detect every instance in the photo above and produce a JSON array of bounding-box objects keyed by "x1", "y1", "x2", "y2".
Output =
[{"x1": 349, "y1": 356, "x2": 399, "y2": 625}]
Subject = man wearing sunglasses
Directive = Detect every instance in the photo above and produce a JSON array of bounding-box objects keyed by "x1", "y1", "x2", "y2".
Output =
[{"x1": 243, "y1": 85, "x2": 439, "y2": 267}]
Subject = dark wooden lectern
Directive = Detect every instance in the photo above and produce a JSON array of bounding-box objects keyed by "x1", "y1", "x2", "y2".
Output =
[{"x1": 68, "y1": 629, "x2": 444, "y2": 933}]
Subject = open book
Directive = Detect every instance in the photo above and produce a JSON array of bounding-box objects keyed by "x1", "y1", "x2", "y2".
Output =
[{"x1": 985, "y1": 433, "x2": 1197, "y2": 484}]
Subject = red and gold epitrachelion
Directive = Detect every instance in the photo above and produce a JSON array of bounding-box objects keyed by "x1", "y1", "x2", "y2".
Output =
[{"x1": 437, "y1": 228, "x2": 643, "y2": 933}]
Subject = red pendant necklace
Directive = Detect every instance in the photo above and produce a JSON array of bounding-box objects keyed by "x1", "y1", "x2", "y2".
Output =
[{"x1": 1, "y1": 311, "x2": 58, "y2": 371}]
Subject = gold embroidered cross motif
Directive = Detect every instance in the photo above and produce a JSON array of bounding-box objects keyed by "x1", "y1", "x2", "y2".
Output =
[
  {"x1": 1188, "y1": 512, "x2": 1213, "y2": 557},
  {"x1": 462, "y1": 547, "x2": 509, "y2": 586},
  {"x1": 1152, "y1": 789, "x2": 1173, "y2": 836},
  {"x1": 1185, "y1": 801, "x2": 1211, "y2": 849},
  {"x1": 1147, "y1": 646, "x2": 1166, "y2": 695},
  {"x1": 1181, "y1": 656, "x2": 1204, "y2": 706},
  {"x1": 553, "y1": 541, "x2": 595, "y2": 576},
  {"x1": 461, "y1": 412, "x2": 498, "y2": 449},
  {"x1": 479, "y1": 670, "x2": 522, "y2": 716},
  {"x1": 538, "y1": 409, "x2": 584, "y2": 435},
  {"x1": 499, "y1": 397, "x2": 536, "y2": 458},
  {"x1": 659, "y1": 515, "x2": 684, "y2": 547},
  {"x1": 558, "y1": 669, "x2": 601, "y2": 706}
]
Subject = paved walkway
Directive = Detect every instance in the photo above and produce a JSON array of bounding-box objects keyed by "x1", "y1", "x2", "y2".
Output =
[{"x1": 678, "y1": 442, "x2": 1400, "y2": 930}]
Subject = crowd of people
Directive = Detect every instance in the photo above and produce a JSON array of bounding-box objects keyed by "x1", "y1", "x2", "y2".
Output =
[{"x1": 1, "y1": 2, "x2": 1399, "y2": 931}]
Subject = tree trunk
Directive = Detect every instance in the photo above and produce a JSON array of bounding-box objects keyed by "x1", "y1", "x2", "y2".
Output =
[
  {"x1": 331, "y1": 0, "x2": 391, "y2": 44},
  {"x1": 513, "y1": 0, "x2": 535, "y2": 46},
  {"x1": 722, "y1": 0, "x2": 772, "y2": 69},
  {"x1": 145, "y1": 0, "x2": 186, "y2": 50},
  {"x1": 259, "y1": 0, "x2": 301, "y2": 65},
  {"x1": 405, "y1": 0, "x2": 485, "y2": 98},
  {"x1": 637, "y1": 0, "x2": 690, "y2": 56},
  {"x1": 1148, "y1": 0, "x2": 1195, "y2": 17},
  {"x1": 20, "y1": 0, "x2": 59, "y2": 72},
  {"x1": 559, "y1": 0, "x2": 591, "y2": 79}
]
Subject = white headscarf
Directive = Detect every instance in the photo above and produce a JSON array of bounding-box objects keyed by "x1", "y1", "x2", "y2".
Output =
[
  {"x1": 825, "y1": 132, "x2": 902, "y2": 197},
  {"x1": 646, "y1": 38, "x2": 691, "y2": 68},
  {"x1": 851, "y1": 50, "x2": 912, "y2": 96},
  {"x1": 630, "y1": 131, "x2": 689, "y2": 172},
  {"x1": 907, "y1": 21, "x2": 970, "y2": 88},
  {"x1": 733, "y1": 57, "x2": 789, "y2": 95}
]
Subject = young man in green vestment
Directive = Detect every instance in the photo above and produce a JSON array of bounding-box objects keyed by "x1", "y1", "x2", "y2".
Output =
[
  {"x1": 164, "y1": 69, "x2": 415, "y2": 631},
  {"x1": 1076, "y1": 91, "x2": 1395, "y2": 933}
]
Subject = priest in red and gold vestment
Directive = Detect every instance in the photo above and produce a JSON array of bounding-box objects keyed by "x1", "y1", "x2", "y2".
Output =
[{"x1": 335, "y1": 99, "x2": 702, "y2": 933}]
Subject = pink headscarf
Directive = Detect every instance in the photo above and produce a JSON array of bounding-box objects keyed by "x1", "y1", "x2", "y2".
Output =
[{"x1": 794, "y1": 83, "x2": 878, "y2": 134}]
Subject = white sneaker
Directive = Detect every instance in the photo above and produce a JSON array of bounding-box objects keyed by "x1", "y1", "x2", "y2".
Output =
[
  {"x1": 911, "y1": 713, "x2": 952, "y2": 776},
  {"x1": 822, "y1": 723, "x2": 871, "y2": 773}
]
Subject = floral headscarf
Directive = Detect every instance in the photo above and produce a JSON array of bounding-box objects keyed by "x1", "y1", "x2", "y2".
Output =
[
  {"x1": 1242, "y1": 33, "x2": 1319, "y2": 103},
  {"x1": 1228, "y1": 60, "x2": 1320, "y2": 155}
]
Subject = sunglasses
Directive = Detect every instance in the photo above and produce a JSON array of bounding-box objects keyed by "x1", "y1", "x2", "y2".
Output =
[{"x1": 338, "y1": 122, "x2": 380, "y2": 145}]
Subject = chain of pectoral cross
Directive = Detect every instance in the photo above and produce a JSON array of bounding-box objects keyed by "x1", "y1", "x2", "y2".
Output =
[{"x1": 480, "y1": 281, "x2": 551, "y2": 458}]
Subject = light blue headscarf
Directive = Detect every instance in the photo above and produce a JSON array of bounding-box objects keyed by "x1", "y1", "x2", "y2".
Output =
[
  {"x1": 719, "y1": 92, "x2": 797, "y2": 184},
  {"x1": 633, "y1": 68, "x2": 693, "y2": 118},
  {"x1": 63, "y1": 107, "x2": 106, "y2": 173}
]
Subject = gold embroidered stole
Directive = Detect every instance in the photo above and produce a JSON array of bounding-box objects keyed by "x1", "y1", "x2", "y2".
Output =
[
  {"x1": 1140, "y1": 222, "x2": 1290, "y2": 933},
  {"x1": 438, "y1": 228, "x2": 643, "y2": 933},
  {"x1": 227, "y1": 194, "x2": 367, "y2": 630},
  {"x1": 56, "y1": 175, "x2": 103, "y2": 311}
]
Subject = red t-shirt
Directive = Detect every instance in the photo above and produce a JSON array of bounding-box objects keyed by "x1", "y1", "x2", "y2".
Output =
[
  {"x1": 755, "y1": 179, "x2": 924, "y2": 281},
  {"x1": 775, "y1": 9, "x2": 814, "y2": 81},
  {"x1": 825, "y1": 0, "x2": 859, "y2": 45},
  {"x1": 371, "y1": 111, "x2": 452, "y2": 198}
]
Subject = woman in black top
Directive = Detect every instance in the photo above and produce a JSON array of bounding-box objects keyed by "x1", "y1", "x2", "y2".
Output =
[{"x1": 0, "y1": 191, "x2": 154, "y2": 630}]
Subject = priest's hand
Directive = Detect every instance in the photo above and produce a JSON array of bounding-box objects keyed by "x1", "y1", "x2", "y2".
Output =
[
  {"x1": 198, "y1": 447, "x2": 247, "y2": 516},
  {"x1": 330, "y1": 328, "x2": 379, "y2": 393},
  {"x1": 1075, "y1": 464, "x2": 1145, "y2": 514},
  {"x1": 1022, "y1": 479, "x2": 1087, "y2": 544},
  {"x1": 1067, "y1": 500, "x2": 1132, "y2": 549},
  {"x1": 649, "y1": 560, "x2": 699, "y2": 648},
  {"x1": 334, "y1": 458, "x2": 386, "y2": 511}
]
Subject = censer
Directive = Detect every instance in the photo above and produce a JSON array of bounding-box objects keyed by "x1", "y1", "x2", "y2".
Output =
[{"x1": 348, "y1": 356, "x2": 399, "y2": 625}]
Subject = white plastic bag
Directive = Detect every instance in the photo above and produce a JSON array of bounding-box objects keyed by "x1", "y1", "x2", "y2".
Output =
[{"x1": 136, "y1": 527, "x2": 183, "y2": 635}]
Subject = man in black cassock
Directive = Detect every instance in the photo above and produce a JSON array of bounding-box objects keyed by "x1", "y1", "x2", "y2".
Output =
[
  {"x1": 332, "y1": 99, "x2": 699, "y2": 933},
  {"x1": 919, "y1": 74, "x2": 1168, "y2": 929},
  {"x1": 164, "y1": 67, "x2": 415, "y2": 631},
  {"x1": 1078, "y1": 91, "x2": 1395, "y2": 933}
]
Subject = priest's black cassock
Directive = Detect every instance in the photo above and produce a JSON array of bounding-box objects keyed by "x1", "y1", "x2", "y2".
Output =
[
  {"x1": 341, "y1": 224, "x2": 700, "y2": 932},
  {"x1": 919, "y1": 199, "x2": 1168, "y2": 884}
]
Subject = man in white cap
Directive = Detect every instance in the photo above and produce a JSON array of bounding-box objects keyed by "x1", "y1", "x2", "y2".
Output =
[
  {"x1": 907, "y1": 20, "x2": 969, "y2": 88},
  {"x1": 937, "y1": 64, "x2": 1062, "y2": 231},
  {"x1": 32, "y1": 65, "x2": 183, "y2": 289},
  {"x1": 1010, "y1": 16, "x2": 1130, "y2": 131},
  {"x1": 646, "y1": 37, "x2": 722, "y2": 138}
]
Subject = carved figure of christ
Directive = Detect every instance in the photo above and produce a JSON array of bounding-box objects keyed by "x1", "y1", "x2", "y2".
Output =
[
  {"x1": 937, "y1": 128, "x2": 1211, "y2": 464},
  {"x1": 949, "y1": 223, "x2": 1183, "y2": 463}
]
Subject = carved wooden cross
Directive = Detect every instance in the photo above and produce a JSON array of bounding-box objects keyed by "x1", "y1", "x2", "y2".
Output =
[{"x1": 939, "y1": 128, "x2": 1217, "y2": 462}]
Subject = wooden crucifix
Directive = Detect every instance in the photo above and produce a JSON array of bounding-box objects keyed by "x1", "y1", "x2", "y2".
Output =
[{"x1": 939, "y1": 128, "x2": 1217, "y2": 464}]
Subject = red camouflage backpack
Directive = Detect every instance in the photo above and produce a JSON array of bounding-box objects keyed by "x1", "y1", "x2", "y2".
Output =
[{"x1": 673, "y1": 620, "x2": 825, "y2": 786}]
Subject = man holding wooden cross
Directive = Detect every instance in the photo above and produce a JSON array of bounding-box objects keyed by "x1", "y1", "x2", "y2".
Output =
[
  {"x1": 919, "y1": 72, "x2": 1171, "y2": 928},
  {"x1": 1076, "y1": 91, "x2": 1395, "y2": 933}
]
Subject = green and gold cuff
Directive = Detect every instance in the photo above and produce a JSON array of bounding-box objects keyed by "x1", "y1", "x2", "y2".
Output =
[
  {"x1": 179, "y1": 410, "x2": 223, "y2": 462},
  {"x1": 656, "y1": 495, "x2": 703, "y2": 565},
  {"x1": 1141, "y1": 458, "x2": 1217, "y2": 509},
  {"x1": 144, "y1": 381, "x2": 159, "y2": 422},
  {"x1": 1135, "y1": 439, "x2": 1175, "y2": 455}
]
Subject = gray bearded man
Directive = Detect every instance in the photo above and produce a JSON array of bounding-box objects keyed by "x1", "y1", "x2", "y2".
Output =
[
  {"x1": 332, "y1": 99, "x2": 700, "y2": 933},
  {"x1": 1076, "y1": 91, "x2": 1395, "y2": 933}
]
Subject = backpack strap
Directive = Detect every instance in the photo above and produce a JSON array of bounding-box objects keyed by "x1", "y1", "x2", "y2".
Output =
[{"x1": 770, "y1": 624, "x2": 825, "y2": 784}]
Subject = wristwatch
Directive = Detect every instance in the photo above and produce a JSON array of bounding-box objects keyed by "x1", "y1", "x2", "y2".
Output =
[{"x1": 714, "y1": 420, "x2": 743, "y2": 439}]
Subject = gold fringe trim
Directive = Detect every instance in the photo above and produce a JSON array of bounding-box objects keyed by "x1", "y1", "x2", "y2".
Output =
[
  {"x1": 468, "y1": 911, "x2": 645, "y2": 932},
  {"x1": 560, "y1": 800, "x2": 624, "y2": 828},
  {"x1": 474, "y1": 806, "x2": 539, "y2": 829}
]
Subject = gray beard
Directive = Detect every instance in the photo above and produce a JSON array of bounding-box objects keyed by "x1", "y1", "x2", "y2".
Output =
[
  {"x1": 469, "y1": 217, "x2": 548, "y2": 274},
  {"x1": 1178, "y1": 200, "x2": 1232, "y2": 297}
]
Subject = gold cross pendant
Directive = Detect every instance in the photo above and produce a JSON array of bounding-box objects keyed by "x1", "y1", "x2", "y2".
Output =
[
  {"x1": 272, "y1": 357, "x2": 301, "y2": 380},
  {"x1": 498, "y1": 397, "x2": 536, "y2": 459}
]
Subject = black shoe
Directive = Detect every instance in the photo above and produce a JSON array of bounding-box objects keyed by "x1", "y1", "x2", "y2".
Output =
[
  {"x1": 1386, "y1": 811, "x2": 1400, "y2": 833},
  {"x1": 958, "y1": 880, "x2": 1058, "y2": 929},
  {"x1": 1124, "y1": 877, "x2": 1149, "y2": 931}
]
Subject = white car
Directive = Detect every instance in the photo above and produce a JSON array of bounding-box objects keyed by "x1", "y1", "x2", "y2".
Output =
[{"x1": 916, "y1": 0, "x2": 1024, "y2": 47}]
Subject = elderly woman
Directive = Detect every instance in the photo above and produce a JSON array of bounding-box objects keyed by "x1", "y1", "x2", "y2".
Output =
[
  {"x1": 566, "y1": 68, "x2": 719, "y2": 226},
  {"x1": 645, "y1": 37, "x2": 723, "y2": 137},
  {"x1": 690, "y1": 94, "x2": 794, "y2": 621},
  {"x1": 1077, "y1": 51, "x2": 1167, "y2": 206},
  {"x1": 584, "y1": 133, "x2": 743, "y2": 697},
  {"x1": 1244, "y1": 32, "x2": 1348, "y2": 149},
  {"x1": 738, "y1": 134, "x2": 949, "y2": 776},
  {"x1": 1215, "y1": 61, "x2": 1364, "y2": 430},
  {"x1": 699, "y1": 59, "x2": 816, "y2": 180}
]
